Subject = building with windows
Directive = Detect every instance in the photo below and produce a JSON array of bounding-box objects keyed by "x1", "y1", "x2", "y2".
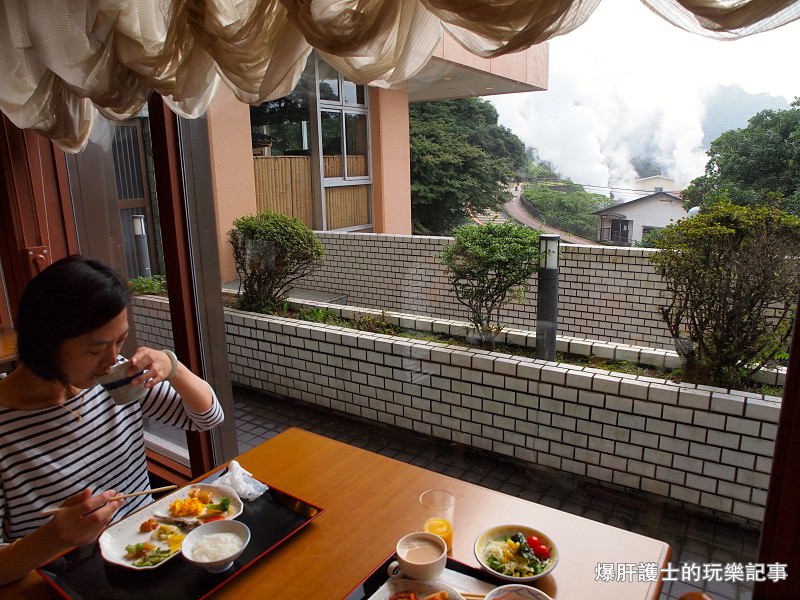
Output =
[{"x1": 595, "y1": 191, "x2": 687, "y2": 246}]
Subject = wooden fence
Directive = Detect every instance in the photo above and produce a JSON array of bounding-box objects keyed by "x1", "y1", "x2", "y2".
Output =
[
  {"x1": 253, "y1": 156, "x2": 313, "y2": 226},
  {"x1": 253, "y1": 155, "x2": 370, "y2": 229}
]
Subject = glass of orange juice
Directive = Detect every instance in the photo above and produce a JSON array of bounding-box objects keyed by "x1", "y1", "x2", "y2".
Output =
[{"x1": 419, "y1": 489, "x2": 455, "y2": 552}]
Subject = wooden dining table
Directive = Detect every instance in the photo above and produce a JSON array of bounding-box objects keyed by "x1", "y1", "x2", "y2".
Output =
[{"x1": 6, "y1": 427, "x2": 670, "y2": 599}]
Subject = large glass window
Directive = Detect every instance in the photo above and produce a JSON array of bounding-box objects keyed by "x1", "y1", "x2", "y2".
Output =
[
  {"x1": 249, "y1": 62, "x2": 315, "y2": 224},
  {"x1": 65, "y1": 109, "x2": 237, "y2": 478},
  {"x1": 249, "y1": 54, "x2": 372, "y2": 231},
  {"x1": 250, "y1": 63, "x2": 313, "y2": 158},
  {"x1": 318, "y1": 60, "x2": 340, "y2": 102},
  {"x1": 343, "y1": 78, "x2": 366, "y2": 106},
  {"x1": 345, "y1": 113, "x2": 369, "y2": 177},
  {"x1": 321, "y1": 110, "x2": 344, "y2": 178},
  {"x1": 317, "y1": 57, "x2": 371, "y2": 230}
]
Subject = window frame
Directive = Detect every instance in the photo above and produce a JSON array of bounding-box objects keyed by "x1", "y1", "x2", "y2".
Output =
[{"x1": 314, "y1": 55, "x2": 373, "y2": 231}]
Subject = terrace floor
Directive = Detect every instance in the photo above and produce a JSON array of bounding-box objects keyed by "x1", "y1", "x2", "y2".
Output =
[{"x1": 232, "y1": 385, "x2": 760, "y2": 600}]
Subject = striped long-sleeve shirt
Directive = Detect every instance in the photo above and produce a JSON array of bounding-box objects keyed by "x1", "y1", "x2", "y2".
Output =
[{"x1": 0, "y1": 379, "x2": 223, "y2": 543}]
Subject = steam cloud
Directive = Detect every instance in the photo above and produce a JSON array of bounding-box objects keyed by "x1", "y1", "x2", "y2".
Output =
[
  {"x1": 489, "y1": 1, "x2": 797, "y2": 201},
  {"x1": 491, "y1": 82, "x2": 787, "y2": 201}
]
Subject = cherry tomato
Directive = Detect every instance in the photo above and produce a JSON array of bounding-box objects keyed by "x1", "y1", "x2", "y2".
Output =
[
  {"x1": 533, "y1": 543, "x2": 550, "y2": 560},
  {"x1": 526, "y1": 535, "x2": 541, "y2": 548}
]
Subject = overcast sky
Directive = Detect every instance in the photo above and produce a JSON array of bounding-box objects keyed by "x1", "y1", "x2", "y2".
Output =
[{"x1": 489, "y1": 1, "x2": 800, "y2": 199}]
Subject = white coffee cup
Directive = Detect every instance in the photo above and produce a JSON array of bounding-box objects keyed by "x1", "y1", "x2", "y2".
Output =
[
  {"x1": 387, "y1": 532, "x2": 447, "y2": 581},
  {"x1": 95, "y1": 359, "x2": 147, "y2": 405}
]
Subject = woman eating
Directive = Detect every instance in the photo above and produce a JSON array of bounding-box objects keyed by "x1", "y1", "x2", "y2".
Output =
[{"x1": 0, "y1": 255, "x2": 224, "y2": 583}]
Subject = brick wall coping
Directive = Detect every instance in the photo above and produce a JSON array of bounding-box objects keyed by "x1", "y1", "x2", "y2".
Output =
[{"x1": 285, "y1": 297, "x2": 787, "y2": 389}]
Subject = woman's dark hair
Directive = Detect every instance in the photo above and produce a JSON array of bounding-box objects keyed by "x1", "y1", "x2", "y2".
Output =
[{"x1": 16, "y1": 255, "x2": 130, "y2": 381}]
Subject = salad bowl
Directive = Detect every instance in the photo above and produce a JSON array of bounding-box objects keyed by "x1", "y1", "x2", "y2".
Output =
[{"x1": 474, "y1": 524, "x2": 558, "y2": 583}]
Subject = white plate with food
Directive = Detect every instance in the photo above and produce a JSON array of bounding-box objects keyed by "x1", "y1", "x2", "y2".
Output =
[
  {"x1": 98, "y1": 483, "x2": 243, "y2": 570},
  {"x1": 369, "y1": 578, "x2": 465, "y2": 600}
]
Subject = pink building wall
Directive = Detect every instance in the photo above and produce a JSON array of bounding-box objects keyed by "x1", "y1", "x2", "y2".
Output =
[
  {"x1": 432, "y1": 36, "x2": 549, "y2": 90},
  {"x1": 206, "y1": 86, "x2": 258, "y2": 283},
  {"x1": 370, "y1": 87, "x2": 412, "y2": 234}
]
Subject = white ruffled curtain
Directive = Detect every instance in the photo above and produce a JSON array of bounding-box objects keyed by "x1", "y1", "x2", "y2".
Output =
[{"x1": 2, "y1": 0, "x2": 799, "y2": 153}]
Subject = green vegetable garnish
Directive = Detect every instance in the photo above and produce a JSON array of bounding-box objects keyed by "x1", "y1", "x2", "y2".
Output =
[
  {"x1": 206, "y1": 496, "x2": 230, "y2": 512},
  {"x1": 125, "y1": 543, "x2": 145, "y2": 556},
  {"x1": 132, "y1": 548, "x2": 174, "y2": 567}
]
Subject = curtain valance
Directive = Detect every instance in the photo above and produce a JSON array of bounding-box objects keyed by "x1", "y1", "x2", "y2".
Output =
[{"x1": 2, "y1": 0, "x2": 798, "y2": 152}]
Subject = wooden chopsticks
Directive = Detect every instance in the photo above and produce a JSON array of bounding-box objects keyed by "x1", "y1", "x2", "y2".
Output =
[
  {"x1": 461, "y1": 593, "x2": 486, "y2": 599},
  {"x1": 40, "y1": 485, "x2": 177, "y2": 516}
]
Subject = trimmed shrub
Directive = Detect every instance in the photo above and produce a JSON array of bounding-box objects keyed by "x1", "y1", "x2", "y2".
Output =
[
  {"x1": 228, "y1": 212, "x2": 324, "y2": 312},
  {"x1": 440, "y1": 222, "x2": 541, "y2": 347},
  {"x1": 651, "y1": 201, "x2": 800, "y2": 389}
]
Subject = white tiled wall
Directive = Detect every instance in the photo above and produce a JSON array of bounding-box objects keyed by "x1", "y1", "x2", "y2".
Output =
[
  {"x1": 133, "y1": 296, "x2": 779, "y2": 524},
  {"x1": 300, "y1": 233, "x2": 674, "y2": 348}
]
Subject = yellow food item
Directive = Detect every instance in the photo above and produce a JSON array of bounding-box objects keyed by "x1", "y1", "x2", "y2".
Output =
[
  {"x1": 189, "y1": 488, "x2": 213, "y2": 504},
  {"x1": 166, "y1": 532, "x2": 186, "y2": 552},
  {"x1": 152, "y1": 524, "x2": 181, "y2": 541},
  {"x1": 169, "y1": 496, "x2": 205, "y2": 517},
  {"x1": 150, "y1": 524, "x2": 186, "y2": 552},
  {"x1": 423, "y1": 517, "x2": 453, "y2": 550}
]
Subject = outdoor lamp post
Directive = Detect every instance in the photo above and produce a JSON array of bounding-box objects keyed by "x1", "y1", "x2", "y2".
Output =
[
  {"x1": 536, "y1": 234, "x2": 560, "y2": 361},
  {"x1": 132, "y1": 214, "x2": 152, "y2": 278}
]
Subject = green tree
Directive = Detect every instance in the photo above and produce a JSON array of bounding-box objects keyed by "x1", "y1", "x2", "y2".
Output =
[
  {"x1": 651, "y1": 201, "x2": 800, "y2": 389},
  {"x1": 526, "y1": 162, "x2": 559, "y2": 182},
  {"x1": 683, "y1": 99, "x2": 800, "y2": 215},
  {"x1": 468, "y1": 122, "x2": 526, "y2": 176},
  {"x1": 522, "y1": 183, "x2": 613, "y2": 236},
  {"x1": 409, "y1": 99, "x2": 522, "y2": 235},
  {"x1": 440, "y1": 222, "x2": 541, "y2": 347},
  {"x1": 228, "y1": 212, "x2": 325, "y2": 313},
  {"x1": 637, "y1": 228, "x2": 663, "y2": 248},
  {"x1": 525, "y1": 147, "x2": 561, "y2": 181}
]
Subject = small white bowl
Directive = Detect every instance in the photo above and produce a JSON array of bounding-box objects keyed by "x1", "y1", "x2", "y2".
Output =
[
  {"x1": 485, "y1": 584, "x2": 553, "y2": 600},
  {"x1": 474, "y1": 524, "x2": 558, "y2": 583},
  {"x1": 181, "y1": 519, "x2": 250, "y2": 573}
]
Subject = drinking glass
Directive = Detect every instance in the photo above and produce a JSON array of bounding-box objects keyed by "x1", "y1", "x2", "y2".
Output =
[{"x1": 419, "y1": 489, "x2": 455, "y2": 551}]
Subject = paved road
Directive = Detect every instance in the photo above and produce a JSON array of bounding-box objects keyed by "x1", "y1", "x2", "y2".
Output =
[{"x1": 502, "y1": 190, "x2": 596, "y2": 245}]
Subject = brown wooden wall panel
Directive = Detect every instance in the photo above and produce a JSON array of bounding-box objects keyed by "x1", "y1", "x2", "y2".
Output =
[
  {"x1": 0, "y1": 117, "x2": 77, "y2": 325},
  {"x1": 322, "y1": 155, "x2": 367, "y2": 178},
  {"x1": 347, "y1": 155, "x2": 368, "y2": 177},
  {"x1": 323, "y1": 154, "x2": 342, "y2": 178},
  {"x1": 252, "y1": 155, "x2": 370, "y2": 230},
  {"x1": 325, "y1": 184, "x2": 370, "y2": 230},
  {"x1": 253, "y1": 156, "x2": 313, "y2": 226}
]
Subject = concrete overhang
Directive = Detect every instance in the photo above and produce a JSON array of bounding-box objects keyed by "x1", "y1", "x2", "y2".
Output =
[
  {"x1": 406, "y1": 35, "x2": 548, "y2": 102},
  {"x1": 406, "y1": 56, "x2": 545, "y2": 101}
]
